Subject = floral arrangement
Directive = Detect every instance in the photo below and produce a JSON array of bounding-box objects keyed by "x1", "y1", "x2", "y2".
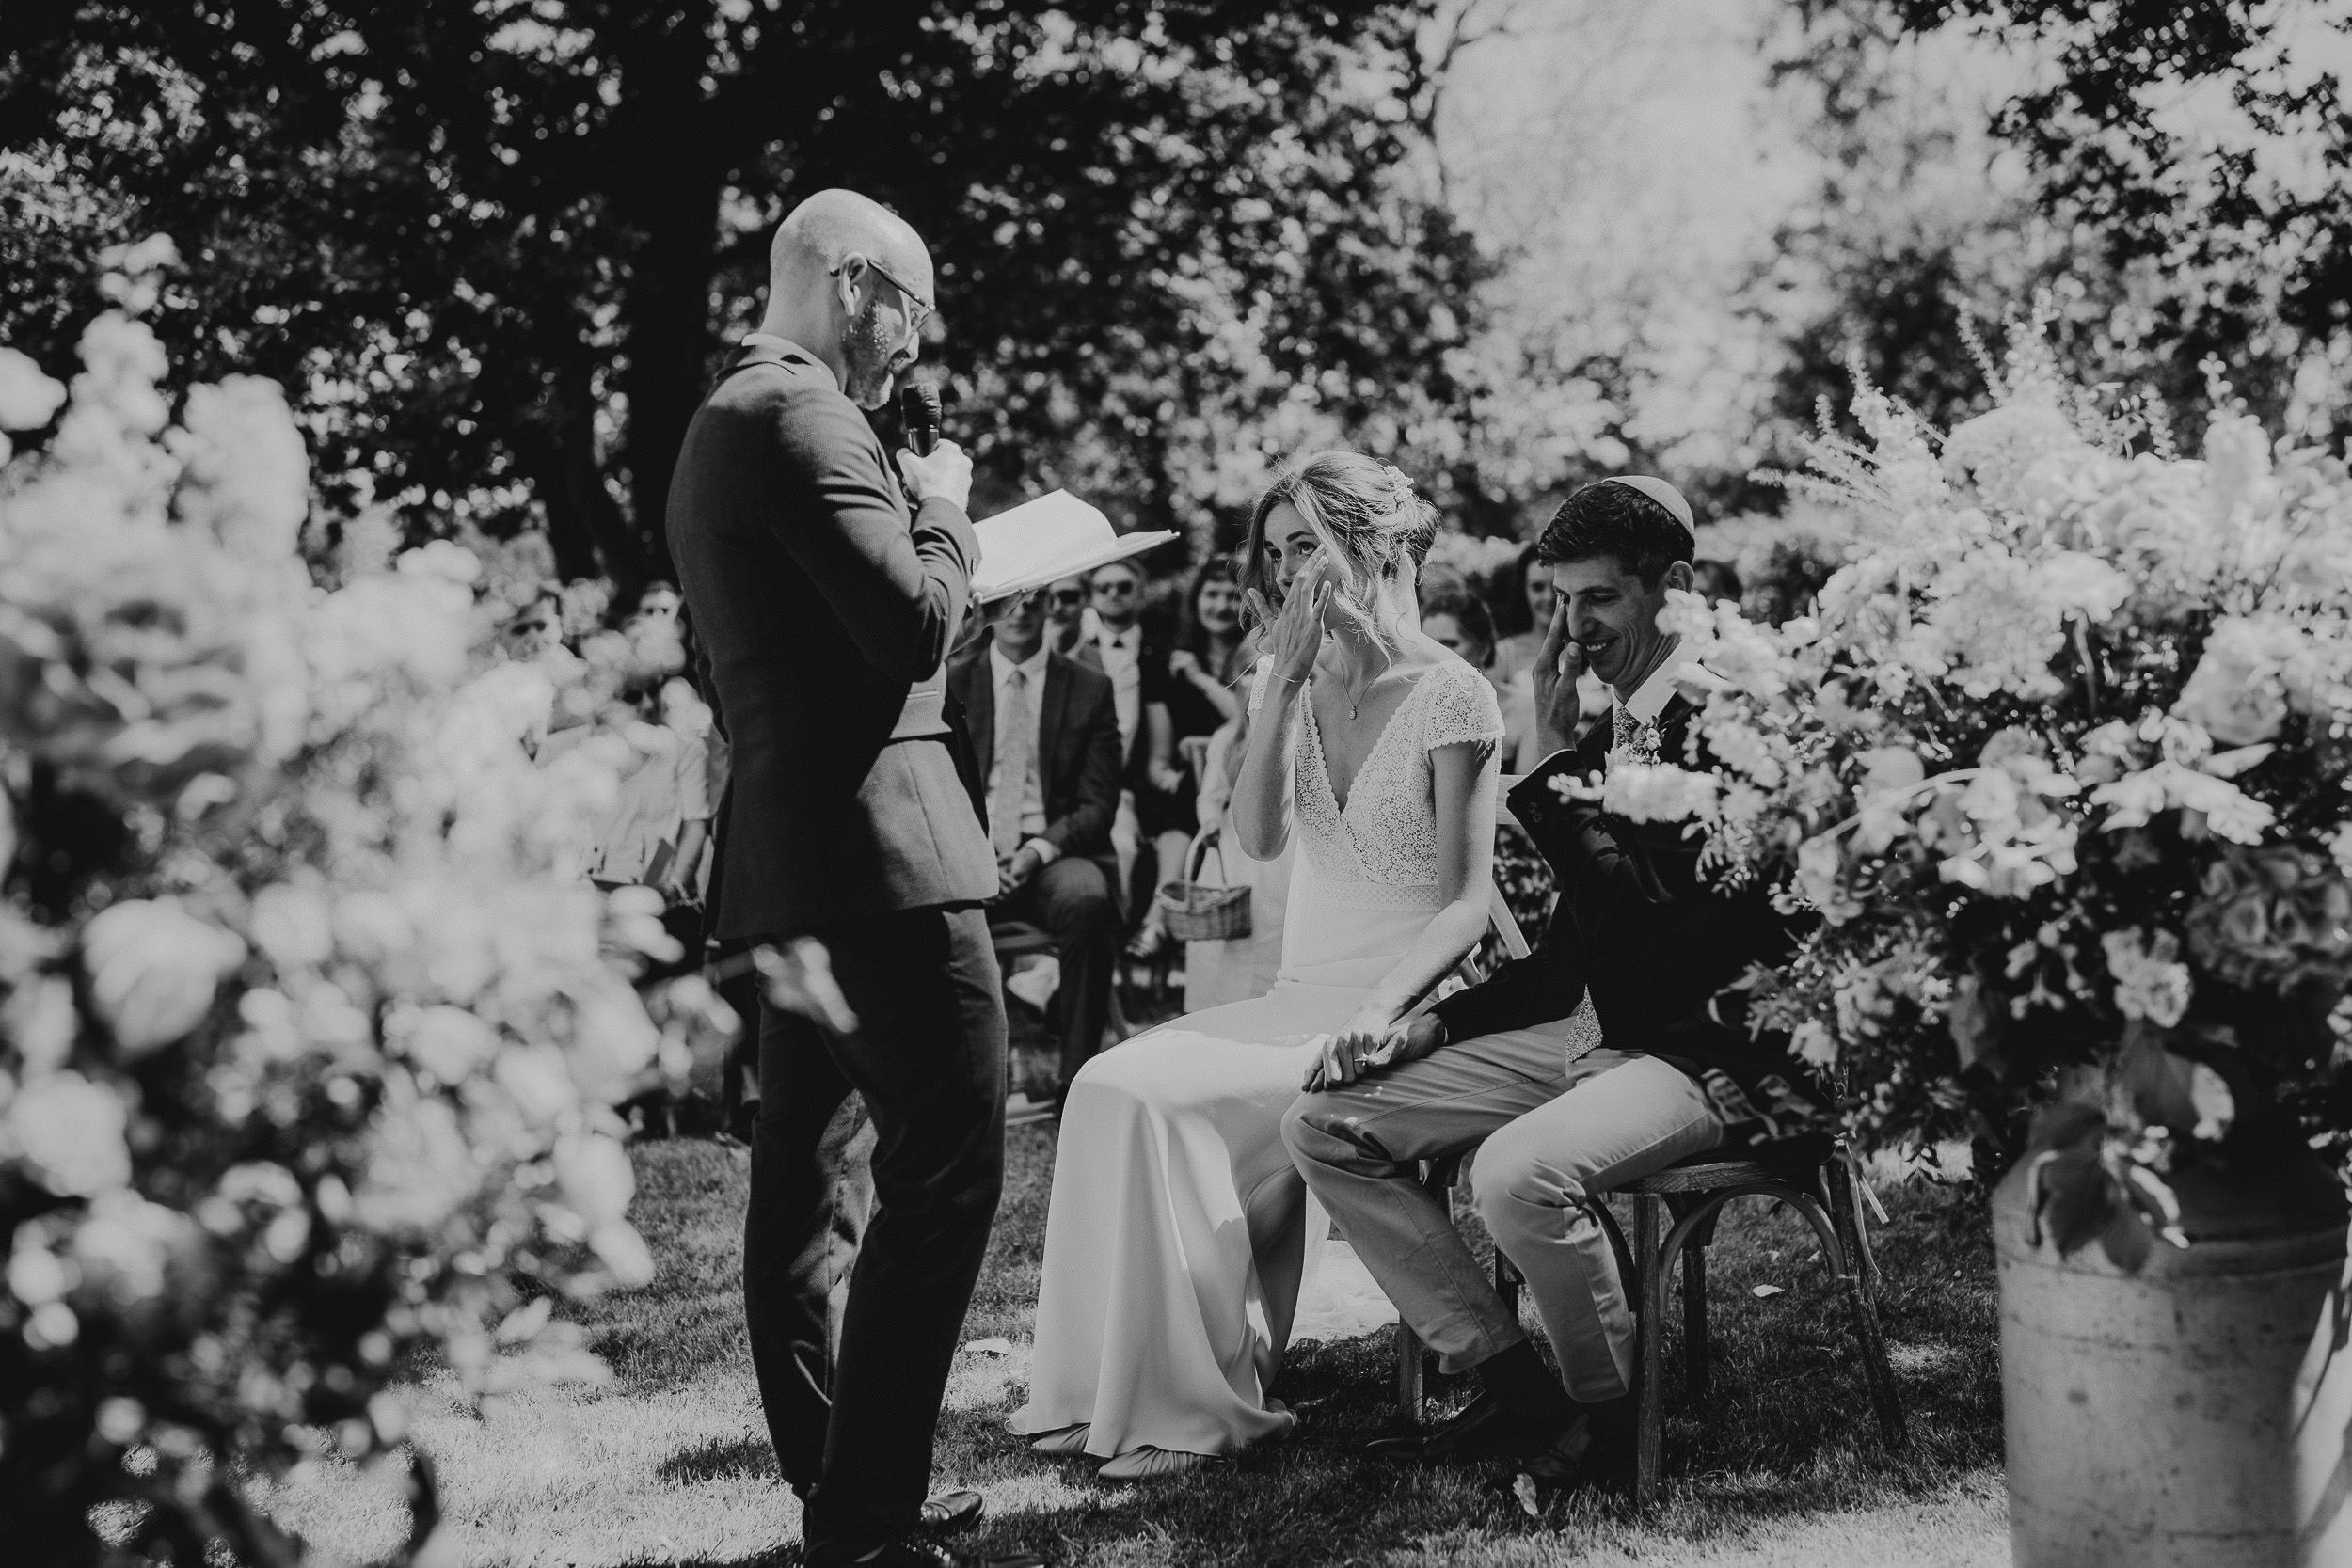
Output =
[
  {"x1": 1605, "y1": 330, "x2": 2352, "y2": 1268},
  {"x1": 0, "y1": 246, "x2": 742, "y2": 1564}
]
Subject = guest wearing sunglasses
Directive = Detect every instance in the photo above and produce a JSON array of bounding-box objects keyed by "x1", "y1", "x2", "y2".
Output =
[{"x1": 1043, "y1": 576, "x2": 1097, "y2": 657}]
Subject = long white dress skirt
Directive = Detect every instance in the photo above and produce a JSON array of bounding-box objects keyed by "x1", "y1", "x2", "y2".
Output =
[{"x1": 1012, "y1": 857, "x2": 1433, "y2": 1459}]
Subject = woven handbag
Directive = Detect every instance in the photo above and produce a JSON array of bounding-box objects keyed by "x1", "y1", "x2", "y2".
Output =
[{"x1": 1153, "y1": 828, "x2": 1252, "y2": 942}]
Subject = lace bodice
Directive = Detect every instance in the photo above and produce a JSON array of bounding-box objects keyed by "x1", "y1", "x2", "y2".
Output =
[{"x1": 1249, "y1": 656, "x2": 1503, "y2": 910}]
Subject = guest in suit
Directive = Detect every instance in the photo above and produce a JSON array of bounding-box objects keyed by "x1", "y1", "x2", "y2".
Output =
[
  {"x1": 1284, "y1": 477, "x2": 1822, "y2": 1495},
  {"x1": 1043, "y1": 574, "x2": 1096, "y2": 657},
  {"x1": 948, "y1": 589, "x2": 1124, "y2": 1101},
  {"x1": 1068, "y1": 554, "x2": 1176, "y2": 935},
  {"x1": 666, "y1": 188, "x2": 1038, "y2": 1568}
]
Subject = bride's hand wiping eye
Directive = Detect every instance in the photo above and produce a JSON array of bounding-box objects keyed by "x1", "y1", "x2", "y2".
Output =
[{"x1": 1269, "y1": 565, "x2": 1331, "y2": 688}]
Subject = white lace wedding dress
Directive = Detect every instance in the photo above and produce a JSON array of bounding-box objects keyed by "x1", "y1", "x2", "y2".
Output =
[{"x1": 1010, "y1": 655, "x2": 1504, "y2": 1460}]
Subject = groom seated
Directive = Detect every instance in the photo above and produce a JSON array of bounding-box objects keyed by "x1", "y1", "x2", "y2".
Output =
[
  {"x1": 949, "y1": 587, "x2": 1126, "y2": 1107},
  {"x1": 1283, "y1": 476, "x2": 1823, "y2": 1491}
]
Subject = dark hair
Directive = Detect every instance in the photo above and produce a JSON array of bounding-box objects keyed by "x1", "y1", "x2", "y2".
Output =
[
  {"x1": 1494, "y1": 541, "x2": 1545, "y2": 637},
  {"x1": 1184, "y1": 557, "x2": 1243, "y2": 670},
  {"x1": 1419, "y1": 589, "x2": 1496, "y2": 665},
  {"x1": 1534, "y1": 481, "x2": 1695, "y2": 586},
  {"x1": 1691, "y1": 558, "x2": 1743, "y2": 605}
]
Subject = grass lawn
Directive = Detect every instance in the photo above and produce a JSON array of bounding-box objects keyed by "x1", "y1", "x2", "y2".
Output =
[{"x1": 270, "y1": 1007, "x2": 2009, "y2": 1567}]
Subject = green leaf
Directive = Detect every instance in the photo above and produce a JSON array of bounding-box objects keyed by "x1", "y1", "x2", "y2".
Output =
[
  {"x1": 2036, "y1": 1146, "x2": 2116, "y2": 1257},
  {"x1": 2098, "y1": 1198, "x2": 2153, "y2": 1272},
  {"x1": 2026, "y1": 1100, "x2": 2105, "y2": 1159},
  {"x1": 2118, "y1": 1024, "x2": 2201, "y2": 1135},
  {"x1": 1947, "y1": 974, "x2": 2003, "y2": 1073}
]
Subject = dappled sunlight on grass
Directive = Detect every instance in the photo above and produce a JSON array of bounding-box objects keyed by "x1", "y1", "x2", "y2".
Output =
[{"x1": 275, "y1": 1123, "x2": 2008, "y2": 1566}]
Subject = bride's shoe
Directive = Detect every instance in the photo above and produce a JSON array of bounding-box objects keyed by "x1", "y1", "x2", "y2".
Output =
[
  {"x1": 1096, "y1": 1446, "x2": 1216, "y2": 1481},
  {"x1": 1027, "y1": 1423, "x2": 1093, "y2": 1457}
]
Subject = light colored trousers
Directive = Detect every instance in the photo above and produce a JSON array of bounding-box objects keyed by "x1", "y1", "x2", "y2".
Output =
[{"x1": 1282, "y1": 1031, "x2": 1723, "y2": 1402}]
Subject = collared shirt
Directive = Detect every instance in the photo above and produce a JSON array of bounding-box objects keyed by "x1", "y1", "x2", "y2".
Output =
[
  {"x1": 1097, "y1": 623, "x2": 1143, "y2": 747},
  {"x1": 1615, "y1": 635, "x2": 1694, "y2": 729},
  {"x1": 739, "y1": 332, "x2": 836, "y2": 390},
  {"x1": 1527, "y1": 635, "x2": 1700, "y2": 778},
  {"x1": 987, "y1": 641, "x2": 1059, "y2": 864}
]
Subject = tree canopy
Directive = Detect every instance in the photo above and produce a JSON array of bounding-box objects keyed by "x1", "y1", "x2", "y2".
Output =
[{"x1": 1, "y1": 0, "x2": 1491, "y2": 592}]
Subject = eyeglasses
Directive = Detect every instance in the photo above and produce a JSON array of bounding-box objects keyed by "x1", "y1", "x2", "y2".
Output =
[
  {"x1": 1048, "y1": 588, "x2": 1087, "y2": 608},
  {"x1": 833, "y1": 256, "x2": 934, "y2": 336},
  {"x1": 1092, "y1": 578, "x2": 1136, "y2": 598}
]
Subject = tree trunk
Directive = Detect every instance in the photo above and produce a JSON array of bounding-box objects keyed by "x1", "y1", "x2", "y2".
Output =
[
  {"x1": 515, "y1": 355, "x2": 639, "y2": 590},
  {"x1": 609, "y1": 2, "x2": 725, "y2": 594}
]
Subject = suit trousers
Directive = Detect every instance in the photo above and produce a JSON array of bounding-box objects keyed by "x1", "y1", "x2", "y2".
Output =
[
  {"x1": 745, "y1": 905, "x2": 1007, "y2": 1560},
  {"x1": 1283, "y1": 1037, "x2": 1722, "y2": 1402},
  {"x1": 991, "y1": 856, "x2": 1118, "y2": 1087}
]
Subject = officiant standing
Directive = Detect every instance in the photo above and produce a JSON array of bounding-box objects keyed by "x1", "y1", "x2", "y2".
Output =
[{"x1": 668, "y1": 189, "x2": 1041, "y2": 1568}]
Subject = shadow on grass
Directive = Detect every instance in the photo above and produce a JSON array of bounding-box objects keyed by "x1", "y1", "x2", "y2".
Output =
[
  {"x1": 559, "y1": 1035, "x2": 2001, "y2": 1568},
  {"x1": 655, "y1": 1434, "x2": 778, "y2": 1488}
]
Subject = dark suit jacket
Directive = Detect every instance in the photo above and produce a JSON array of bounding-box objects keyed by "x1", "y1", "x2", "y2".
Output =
[
  {"x1": 1071, "y1": 626, "x2": 1167, "y2": 781},
  {"x1": 946, "y1": 648, "x2": 1123, "y2": 879},
  {"x1": 666, "y1": 337, "x2": 996, "y2": 940},
  {"x1": 1430, "y1": 690, "x2": 1806, "y2": 1097}
]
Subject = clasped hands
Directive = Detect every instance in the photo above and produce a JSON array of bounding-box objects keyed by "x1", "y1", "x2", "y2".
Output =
[
  {"x1": 1301, "y1": 1009, "x2": 1445, "y2": 1092},
  {"x1": 995, "y1": 843, "x2": 1043, "y2": 899}
]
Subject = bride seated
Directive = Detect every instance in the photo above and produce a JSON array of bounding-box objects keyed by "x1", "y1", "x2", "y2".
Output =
[{"x1": 1009, "y1": 451, "x2": 1506, "y2": 1478}]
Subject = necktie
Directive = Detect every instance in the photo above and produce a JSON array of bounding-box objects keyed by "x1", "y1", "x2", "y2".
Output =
[
  {"x1": 1611, "y1": 704, "x2": 1657, "y2": 770},
  {"x1": 991, "y1": 666, "x2": 1036, "y2": 856}
]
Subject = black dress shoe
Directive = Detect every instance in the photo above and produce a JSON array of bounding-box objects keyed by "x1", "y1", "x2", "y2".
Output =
[
  {"x1": 1512, "y1": 1395, "x2": 1636, "y2": 1497},
  {"x1": 807, "y1": 1538, "x2": 1045, "y2": 1568},
  {"x1": 1365, "y1": 1389, "x2": 1551, "y2": 1465},
  {"x1": 917, "y1": 1488, "x2": 986, "y2": 1535}
]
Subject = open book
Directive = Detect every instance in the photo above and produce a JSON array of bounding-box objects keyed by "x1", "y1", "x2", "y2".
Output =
[{"x1": 970, "y1": 489, "x2": 1179, "y2": 603}]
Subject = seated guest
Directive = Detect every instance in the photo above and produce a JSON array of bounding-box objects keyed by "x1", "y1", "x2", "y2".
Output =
[
  {"x1": 948, "y1": 587, "x2": 1125, "y2": 1102},
  {"x1": 1045, "y1": 573, "x2": 1097, "y2": 657},
  {"x1": 1420, "y1": 588, "x2": 1526, "y2": 764},
  {"x1": 1486, "y1": 541, "x2": 1554, "y2": 686},
  {"x1": 1129, "y1": 558, "x2": 1248, "y2": 958},
  {"x1": 1284, "y1": 475, "x2": 1823, "y2": 1496},
  {"x1": 1692, "y1": 557, "x2": 1742, "y2": 608},
  {"x1": 1067, "y1": 555, "x2": 1165, "y2": 947}
]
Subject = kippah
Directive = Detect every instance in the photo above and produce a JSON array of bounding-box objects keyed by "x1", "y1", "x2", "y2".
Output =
[{"x1": 1600, "y1": 475, "x2": 1695, "y2": 533}]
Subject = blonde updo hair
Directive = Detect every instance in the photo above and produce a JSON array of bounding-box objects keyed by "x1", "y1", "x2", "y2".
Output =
[{"x1": 1240, "y1": 451, "x2": 1438, "y2": 657}]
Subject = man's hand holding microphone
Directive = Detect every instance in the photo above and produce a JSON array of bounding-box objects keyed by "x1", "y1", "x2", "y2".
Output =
[{"x1": 895, "y1": 381, "x2": 973, "y2": 512}]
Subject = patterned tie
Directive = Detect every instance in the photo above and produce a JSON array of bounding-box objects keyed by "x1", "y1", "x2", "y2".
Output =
[
  {"x1": 1611, "y1": 703, "x2": 1657, "y2": 770},
  {"x1": 990, "y1": 666, "x2": 1037, "y2": 856}
]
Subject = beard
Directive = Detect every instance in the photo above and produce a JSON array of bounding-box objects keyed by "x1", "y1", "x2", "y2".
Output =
[{"x1": 841, "y1": 300, "x2": 908, "y2": 408}]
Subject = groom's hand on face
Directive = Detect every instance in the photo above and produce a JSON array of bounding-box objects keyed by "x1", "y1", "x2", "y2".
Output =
[{"x1": 1533, "y1": 595, "x2": 1585, "y2": 756}]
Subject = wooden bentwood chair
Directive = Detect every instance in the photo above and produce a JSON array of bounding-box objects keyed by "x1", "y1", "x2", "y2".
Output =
[{"x1": 1391, "y1": 782, "x2": 1909, "y2": 1509}]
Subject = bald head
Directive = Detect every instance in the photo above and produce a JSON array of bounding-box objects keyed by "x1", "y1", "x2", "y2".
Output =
[{"x1": 758, "y1": 189, "x2": 935, "y2": 409}]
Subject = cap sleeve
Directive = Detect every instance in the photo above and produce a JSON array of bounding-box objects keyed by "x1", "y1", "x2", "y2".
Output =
[
  {"x1": 1246, "y1": 654, "x2": 1277, "y2": 718},
  {"x1": 1422, "y1": 660, "x2": 1505, "y2": 752}
]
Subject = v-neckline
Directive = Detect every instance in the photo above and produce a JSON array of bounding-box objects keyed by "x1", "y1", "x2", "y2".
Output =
[{"x1": 1307, "y1": 670, "x2": 1426, "y2": 816}]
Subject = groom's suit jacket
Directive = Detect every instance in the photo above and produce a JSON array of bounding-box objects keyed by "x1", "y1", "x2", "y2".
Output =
[
  {"x1": 1429, "y1": 680, "x2": 1816, "y2": 1119},
  {"x1": 667, "y1": 335, "x2": 996, "y2": 940}
]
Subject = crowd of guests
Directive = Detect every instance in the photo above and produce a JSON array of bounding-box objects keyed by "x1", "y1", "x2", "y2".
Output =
[{"x1": 493, "y1": 534, "x2": 1743, "y2": 1124}]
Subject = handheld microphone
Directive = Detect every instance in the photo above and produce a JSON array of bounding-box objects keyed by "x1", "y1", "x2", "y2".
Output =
[{"x1": 900, "y1": 382, "x2": 941, "y2": 456}]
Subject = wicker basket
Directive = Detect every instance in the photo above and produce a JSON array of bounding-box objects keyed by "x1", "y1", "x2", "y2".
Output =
[{"x1": 1153, "y1": 829, "x2": 1252, "y2": 942}]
